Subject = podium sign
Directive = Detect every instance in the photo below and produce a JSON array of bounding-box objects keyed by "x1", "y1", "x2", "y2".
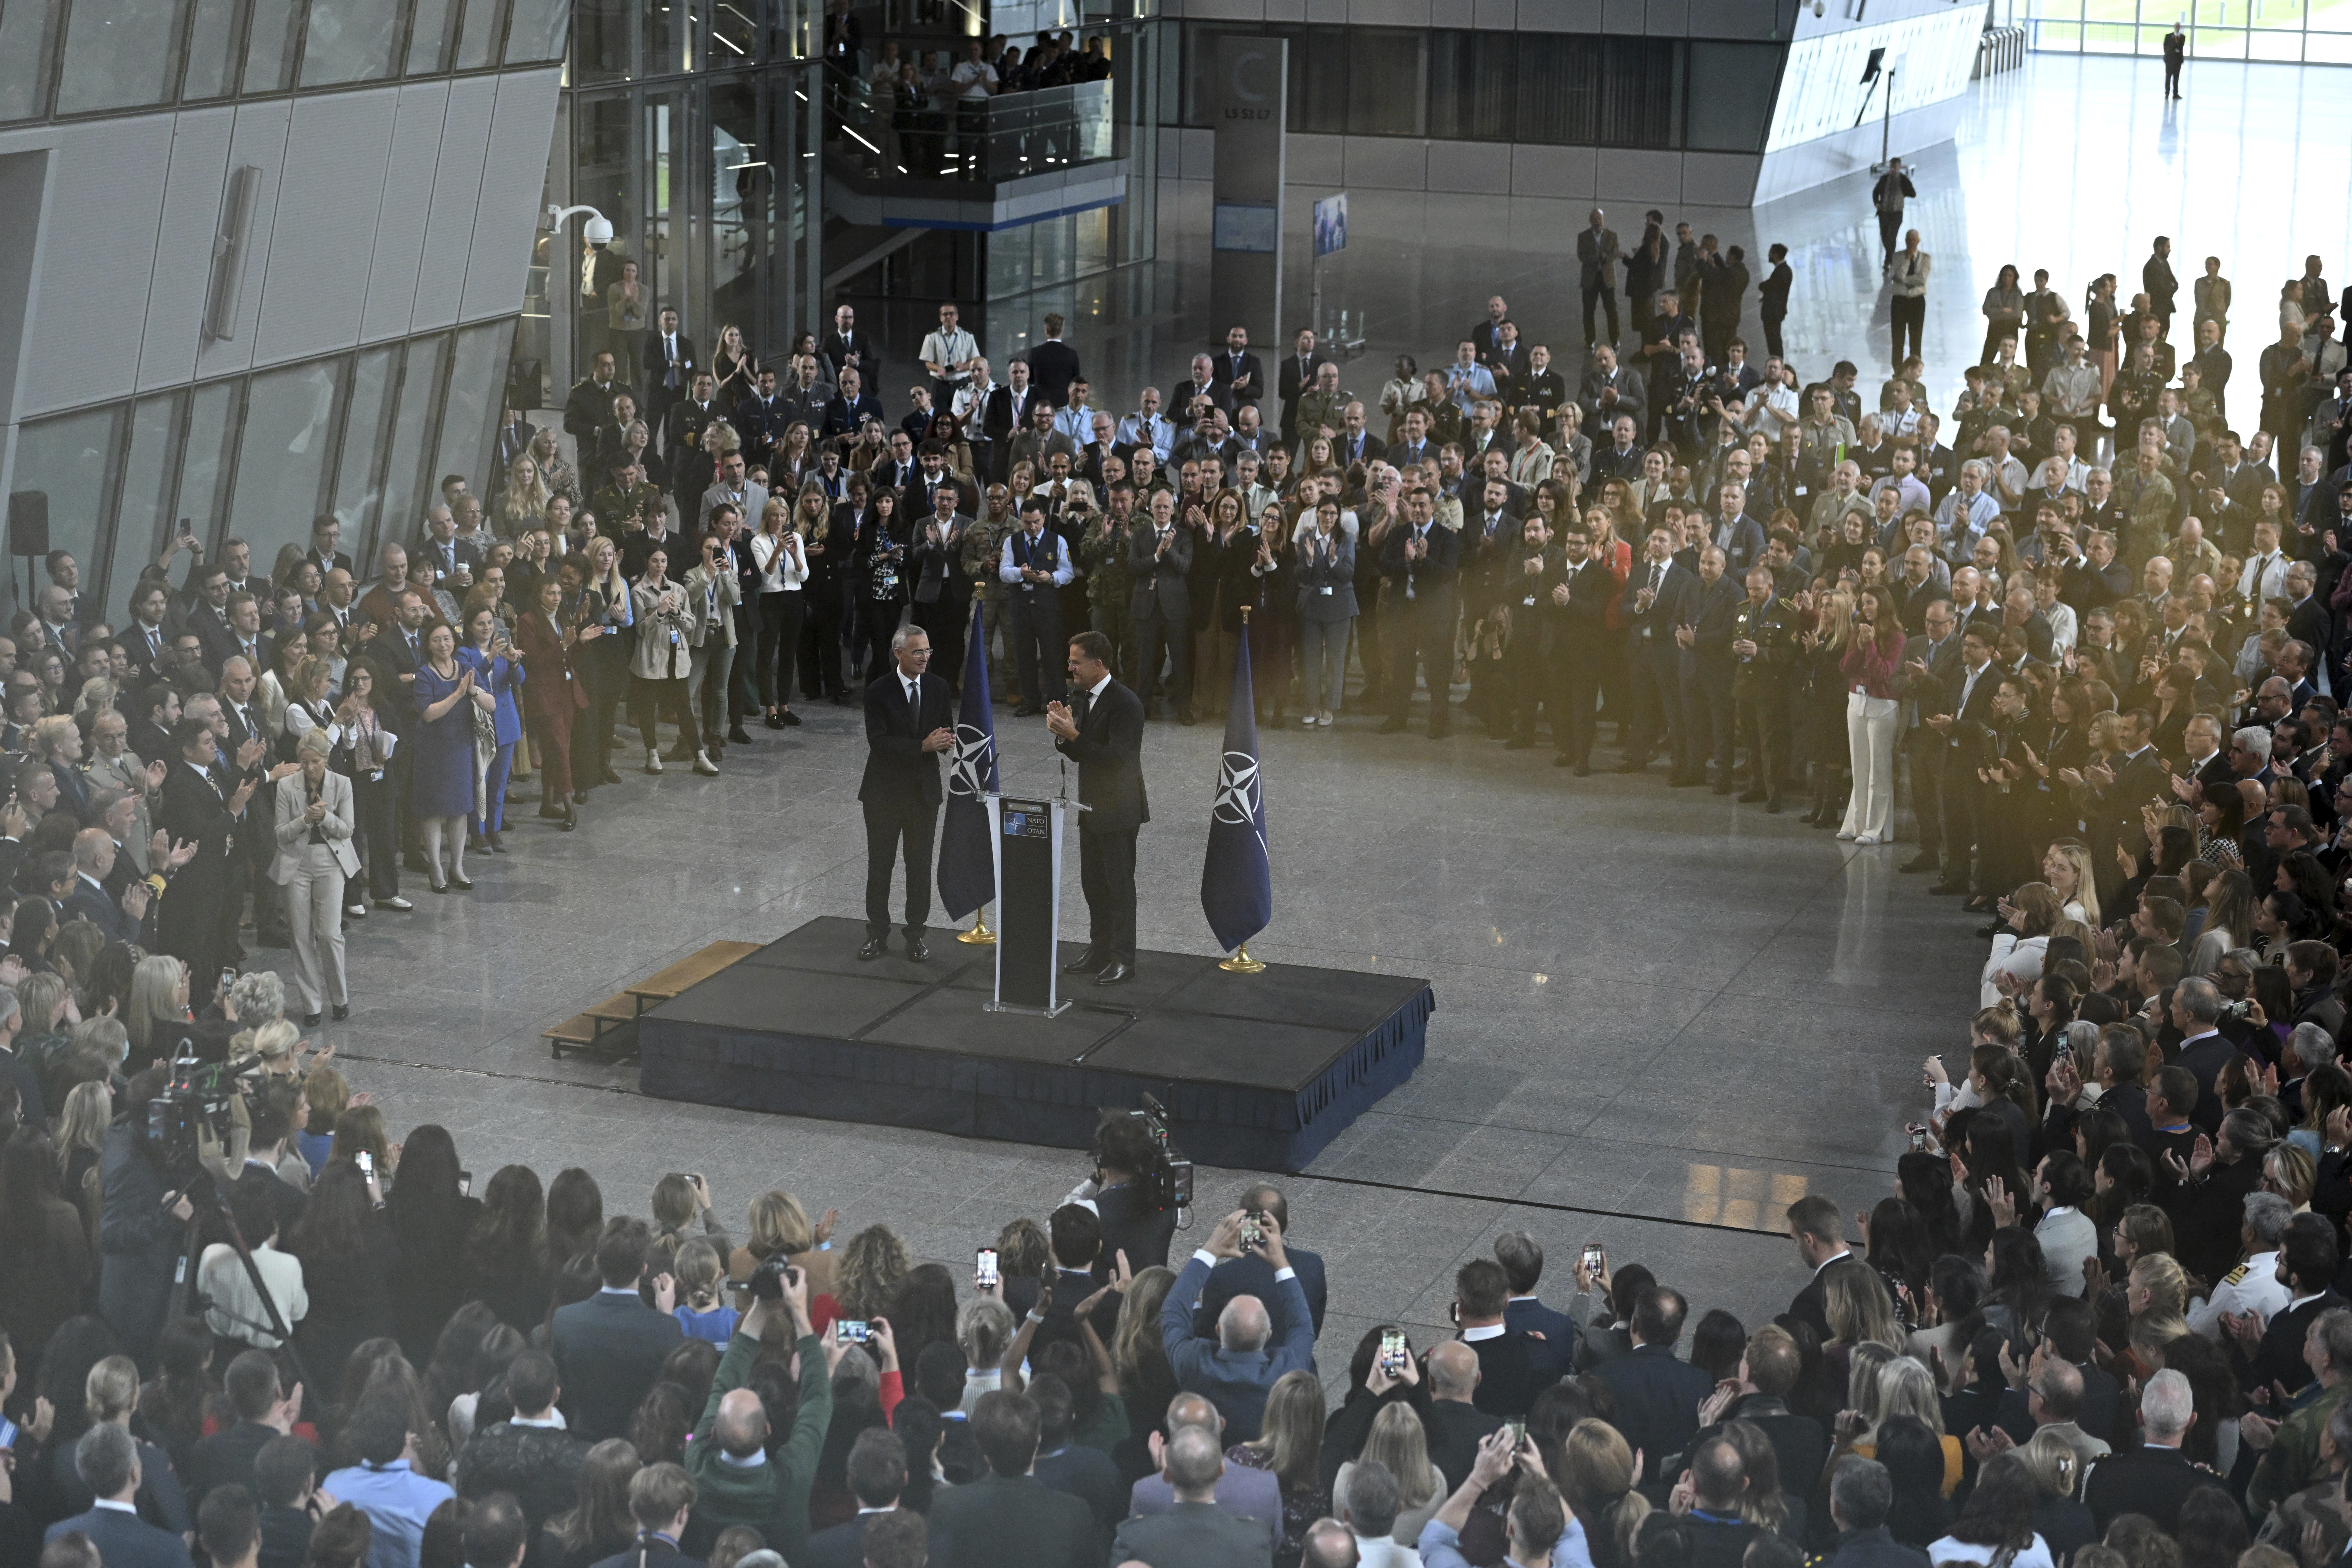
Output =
[{"x1": 985, "y1": 793, "x2": 1073, "y2": 1015}]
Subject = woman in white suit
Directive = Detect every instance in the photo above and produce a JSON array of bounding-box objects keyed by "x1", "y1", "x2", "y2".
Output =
[{"x1": 271, "y1": 727, "x2": 360, "y2": 1026}]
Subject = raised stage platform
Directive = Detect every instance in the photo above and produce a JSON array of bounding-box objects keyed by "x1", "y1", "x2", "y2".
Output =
[{"x1": 635, "y1": 917, "x2": 1434, "y2": 1172}]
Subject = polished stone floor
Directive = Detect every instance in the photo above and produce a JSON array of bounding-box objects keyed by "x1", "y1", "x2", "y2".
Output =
[{"x1": 274, "y1": 52, "x2": 2342, "y2": 1362}]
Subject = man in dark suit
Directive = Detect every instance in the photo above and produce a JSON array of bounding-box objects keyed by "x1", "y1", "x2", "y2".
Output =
[
  {"x1": 820, "y1": 303, "x2": 879, "y2": 383},
  {"x1": 1593, "y1": 1287, "x2": 1715, "y2": 1484},
  {"x1": 1127, "y1": 491, "x2": 1193, "y2": 724},
  {"x1": 1027, "y1": 314, "x2": 1083, "y2": 409},
  {"x1": 1923, "y1": 624, "x2": 2006, "y2": 898},
  {"x1": 1377, "y1": 490, "x2": 1460, "y2": 738},
  {"x1": 45, "y1": 1425, "x2": 198, "y2": 1568},
  {"x1": 562, "y1": 352, "x2": 622, "y2": 452},
  {"x1": 733, "y1": 367, "x2": 790, "y2": 469},
  {"x1": 2233, "y1": 1213, "x2": 2344, "y2": 1396},
  {"x1": 1421, "y1": 1343, "x2": 1505, "y2": 1491},
  {"x1": 453, "y1": 1349, "x2": 590, "y2": 1534},
  {"x1": 1030, "y1": 1375, "x2": 1124, "y2": 1538},
  {"x1": 1276, "y1": 328, "x2": 1330, "y2": 443},
  {"x1": 1453, "y1": 1259, "x2": 1569, "y2": 1417},
  {"x1": 929, "y1": 1391, "x2": 1099, "y2": 1568},
  {"x1": 1110, "y1": 1426, "x2": 1276, "y2": 1568},
  {"x1": 1492, "y1": 1231, "x2": 1580, "y2": 1359},
  {"x1": 1817, "y1": 1457, "x2": 1927, "y2": 1568},
  {"x1": 1722, "y1": 1327, "x2": 1830, "y2": 1501},
  {"x1": 982, "y1": 360, "x2": 1042, "y2": 482},
  {"x1": 2084, "y1": 1368, "x2": 2200, "y2": 1532},
  {"x1": 1579, "y1": 346, "x2": 1647, "y2": 434},
  {"x1": 188, "y1": 1352, "x2": 298, "y2": 1508},
  {"x1": 1048, "y1": 631, "x2": 1146, "y2": 983},
  {"x1": 1578, "y1": 209, "x2": 1623, "y2": 347},
  {"x1": 1552, "y1": 521, "x2": 1617, "y2": 775},
  {"x1": 1678, "y1": 546, "x2": 1743, "y2": 792},
  {"x1": 550, "y1": 1218, "x2": 685, "y2": 1442},
  {"x1": 824, "y1": 366, "x2": 884, "y2": 444},
  {"x1": 856, "y1": 625, "x2": 953, "y2": 964},
  {"x1": 805, "y1": 1430, "x2": 910, "y2": 1568},
  {"x1": 1210, "y1": 326, "x2": 1264, "y2": 408},
  {"x1": 1620, "y1": 527, "x2": 1698, "y2": 781},
  {"x1": 1895, "y1": 599, "x2": 1962, "y2": 875},
  {"x1": 1195, "y1": 1184, "x2": 1328, "y2": 1343},
  {"x1": 156, "y1": 720, "x2": 256, "y2": 1009},
  {"x1": 640, "y1": 306, "x2": 699, "y2": 418},
  {"x1": 1783, "y1": 1195, "x2": 1856, "y2": 1342}
]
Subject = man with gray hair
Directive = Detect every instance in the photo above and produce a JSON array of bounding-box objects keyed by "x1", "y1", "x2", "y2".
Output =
[
  {"x1": 1819, "y1": 1456, "x2": 1913, "y2": 1568},
  {"x1": 2247, "y1": 1308, "x2": 2352, "y2": 1513},
  {"x1": 1339, "y1": 1461, "x2": 1412, "y2": 1568},
  {"x1": 2085, "y1": 1367, "x2": 2198, "y2": 1530},
  {"x1": 2231, "y1": 724, "x2": 2276, "y2": 782},
  {"x1": 1111, "y1": 1426, "x2": 1276, "y2": 1568},
  {"x1": 1159, "y1": 1209, "x2": 1317, "y2": 1443},
  {"x1": 2191, "y1": 1190, "x2": 2294, "y2": 1339},
  {"x1": 1127, "y1": 1393, "x2": 1281, "y2": 1534},
  {"x1": 44, "y1": 1424, "x2": 195, "y2": 1568}
]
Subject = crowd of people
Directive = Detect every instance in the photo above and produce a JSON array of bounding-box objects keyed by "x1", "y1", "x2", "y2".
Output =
[{"x1": 3, "y1": 169, "x2": 2352, "y2": 1568}]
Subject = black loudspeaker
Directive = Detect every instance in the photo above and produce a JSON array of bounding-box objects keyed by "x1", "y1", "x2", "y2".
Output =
[
  {"x1": 8, "y1": 492, "x2": 49, "y2": 558},
  {"x1": 506, "y1": 358, "x2": 544, "y2": 413}
]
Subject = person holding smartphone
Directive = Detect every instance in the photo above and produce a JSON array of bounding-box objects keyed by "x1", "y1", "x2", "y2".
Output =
[{"x1": 455, "y1": 604, "x2": 526, "y2": 854}]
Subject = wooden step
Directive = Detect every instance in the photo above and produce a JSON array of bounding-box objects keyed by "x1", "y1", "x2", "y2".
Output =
[
  {"x1": 626, "y1": 939, "x2": 764, "y2": 1004},
  {"x1": 546, "y1": 992, "x2": 645, "y2": 1058}
]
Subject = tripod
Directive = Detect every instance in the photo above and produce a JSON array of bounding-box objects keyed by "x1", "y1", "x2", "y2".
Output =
[{"x1": 167, "y1": 1170, "x2": 313, "y2": 1396}]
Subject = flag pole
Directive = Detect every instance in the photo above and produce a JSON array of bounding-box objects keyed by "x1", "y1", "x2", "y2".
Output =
[
  {"x1": 1216, "y1": 605, "x2": 1266, "y2": 975},
  {"x1": 958, "y1": 904, "x2": 996, "y2": 944}
]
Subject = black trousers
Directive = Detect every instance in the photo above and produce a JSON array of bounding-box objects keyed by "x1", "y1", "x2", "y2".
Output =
[
  {"x1": 1557, "y1": 644, "x2": 1601, "y2": 762},
  {"x1": 1734, "y1": 675, "x2": 1790, "y2": 794},
  {"x1": 914, "y1": 590, "x2": 968, "y2": 689},
  {"x1": 1905, "y1": 733, "x2": 1947, "y2": 861},
  {"x1": 1890, "y1": 296, "x2": 1925, "y2": 369},
  {"x1": 1761, "y1": 310, "x2": 1785, "y2": 362},
  {"x1": 1078, "y1": 822, "x2": 1137, "y2": 961},
  {"x1": 756, "y1": 591, "x2": 805, "y2": 707},
  {"x1": 1582, "y1": 281, "x2": 1620, "y2": 347},
  {"x1": 799, "y1": 584, "x2": 844, "y2": 699},
  {"x1": 2163, "y1": 55, "x2": 2182, "y2": 93},
  {"x1": 1683, "y1": 666, "x2": 1736, "y2": 778},
  {"x1": 862, "y1": 797, "x2": 937, "y2": 937},
  {"x1": 1387, "y1": 589, "x2": 1455, "y2": 729},
  {"x1": 1626, "y1": 639, "x2": 1688, "y2": 772},
  {"x1": 1132, "y1": 603, "x2": 1191, "y2": 713},
  {"x1": 354, "y1": 770, "x2": 399, "y2": 898},
  {"x1": 1008, "y1": 587, "x2": 1063, "y2": 707},
  {"x1": 858, "y1": 598, "x2": 906, "y2": 679},
  {"x1": 1877, "y1": 209, "x2": 1903, "y2": 265}
]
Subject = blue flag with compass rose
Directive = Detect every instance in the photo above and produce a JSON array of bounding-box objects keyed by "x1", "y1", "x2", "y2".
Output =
[
  {"x1": 938, "y1": 610, "x2": 999, "y2": 922},
  {"x1": 1200, "y1": 628, "x2": 1272, "y2": 952}
]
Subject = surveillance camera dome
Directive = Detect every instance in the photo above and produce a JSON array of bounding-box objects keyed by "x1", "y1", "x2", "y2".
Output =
[{"x1": 585, "y1": 215, "x2": 615, "y2": 245}]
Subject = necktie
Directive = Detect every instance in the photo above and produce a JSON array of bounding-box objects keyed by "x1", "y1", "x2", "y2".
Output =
[{"x1": 1649, "y1": 563, "x2": 1663, "y2": 594}]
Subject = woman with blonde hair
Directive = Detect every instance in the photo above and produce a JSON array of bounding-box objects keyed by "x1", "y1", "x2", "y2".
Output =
[
  {"x1": 711, "y1": 323, "x2": 758, "y2": 405},
  {"x1": 1110, "y1": 1264, "x2": 1179, "y2": 1466},
  {"x1": 747, "y1": 496, "x2": 810, "y2": 730},
  {"x1": 1334, "y1": 1401, "x2": 1447, "y2": 1545},
  {"x1": 1839, "y1": 582, "x2": 1907, "y2": 844},
  {"x1": 2041, "y1": 842, "x2": 2100, "y2": 925},
  {"x1": 726, "y1": 1189, "x2": 838, "y2": 1297},
  {"x1": 1557, "y1": 1419, "x2": 1651, "y2": 1568},
  {"x1": 1854, "y1": 1356, "x2": 1963, "y2": 1495},
  {"x1": 1228, "y1": 1369, "x2": 1327, "y2": 1564},
  {"x1": 1800, "y1": 587, "x2": 1857, "y2": 827},
  {"x1": 123, "y1": 953, "x2": 192, "y2": 1072},
  {"x1": 497, "y1": 454, "x2": 555, "y2": 541},
  {"x1": 1822, "y1": 1257, "x2": 1906, "y2": 1353},
  {"x1": 2123, "y1": 1252, "x2": 2189, "y2": 1376},
  {"x1": 2187, "y1": 868, "x2": 2255, "y2": 977}
]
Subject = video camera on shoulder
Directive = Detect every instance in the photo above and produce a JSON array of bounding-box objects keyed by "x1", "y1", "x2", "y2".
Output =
[{"x1": 147, "y1": 1047, "x2": 264, "y2": 1178}]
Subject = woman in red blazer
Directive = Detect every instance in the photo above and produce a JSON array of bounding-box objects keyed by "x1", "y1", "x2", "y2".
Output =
[{"x1": 515, "y1": 573, "x2": 589, "y2": 830}]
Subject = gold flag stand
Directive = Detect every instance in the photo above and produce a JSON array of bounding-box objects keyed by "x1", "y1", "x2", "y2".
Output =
[
  {"x1": 957, "y1": 906, "x2": 997, "y2": 945},
  {"x1": 1219, "y1": 944, "x2": 1266, "y2": 974}
]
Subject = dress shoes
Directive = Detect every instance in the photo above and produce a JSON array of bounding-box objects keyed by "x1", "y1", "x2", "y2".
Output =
[
  {"x1": 1013, "y1": 703, "x2": 1042, "y2": 717},
  {"x1": 486, "y1": 831, "x2": 507, "y2": 853},
  {"x1": 906, "y1": 935, "x2": 930, "y2": 963},
  {"x1": 1093, "y1": 959, "x2": 1133, "y2": 985},
  {"x1": 332, "y1": 1004, "x2": 349, "y2": 1021},
  {"x1": 1064, "y1": 946, "x2": 1108, "y2": 974},
  {"x1": 1900, "y1": 854, "x2": 1940, "y2": 874},
  {"x1": 448, "y1": 874, "x2": 473, "y2": 890},
  {"x1": 303, "y1": 1013, "x2": 322, "y2": 1027},
  {"x1": 779, "y1": 709, "x2": 803, "y2": 726},
  {"x1": 1764, "y1": 795, "x2": 1784, "y2": 813},
  {"x1": 765, "y1": 712, "x2": 787, "y2": 729},
  {"x1": 729, "y1": 724, "x2": 753, "y2": 744},
  {"x1": 539, "y1": 801, "x2": 568, "y2": 819},
  {"x1": 376, "y1": 896, "x2": 413, "y2": 911},
  {"x1": 858, "y1": 935, "x2": 888, "y2": 961}
]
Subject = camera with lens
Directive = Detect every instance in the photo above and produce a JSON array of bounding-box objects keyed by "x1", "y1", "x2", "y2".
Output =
[
  {"x1": 748, "y1": 1256, "x2": 802, "y2": 1301},
  {"x1": 146, "y1": 1050, "x2": 262, "y2": 1179}
]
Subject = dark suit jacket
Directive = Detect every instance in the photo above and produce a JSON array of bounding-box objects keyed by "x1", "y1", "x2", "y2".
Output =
[
  {"x1": 1027, "y1": 341, "x2": 1083, "y2": 408},
  {"x1": 820, "y1": 329, "x2": 880, "y2": 381},
  {"x1": 1276, "y1": 352, "x2": 1331, "y2": 435},
  {"x1": 928, "y1": 1472, "x2": 1097, "y2": 1568},
  {"x1": 1210, "y1": 351, "x2": 1265, "y2": 405},
  {"x1": 0, "y1": 1042, "x2": 43, "y2": 1126},
  {"x1": 2083, "y1": 1442, "x2": 2201, "y2": 1532},
  {"x1": 1052, "y1": 678, "x2": 1148, "y2": 832},
  {"x1": 641, "y1": 330, "x2": 701, "y2": 397},
  {"x1": 1034, "y1": 1442, "x2": 1126, "y2": 1536},
  {"x1": 1128, "y1": 523, "x2": 1193, "y2": 621},
  {"x1": 187, "y1": 1419, "x2": 278, "y2": 1505},
  {"x1": 1504, "y1": 1296, "x2": 1581, "y2": 1358},
  {"x1": 551, "y1": 1290, "x2": 686, "y2": 1441},
  {"x1": 44, "y1": 1508, "x2": 196, "y2": 1568},
  {"x1": 1380, "y1": 522, "x2": 1461, "y2": 597},
  {"x1": 1195, "y1": 1248, "x2": 1328, "y2": 1342},
  {"x1": 1579, "y1": 365, "x2": 1647, "y2": 429},
  {"x1": 1422, "y1": 1399, "x2": 1503, "y2": 1491},
  {"x1": 858, "y1": 671, "x2": 954, "y2": 810},
  {"x1": 1619, "y1": 559, "x2": 1697, "y2": 655},
  {"x1": 1593, "y1": 1344, "x2": 1715, "y2": 1483},
  {"x1": 804, "y1": 1511, "x2": 885, "y2": 1568},
  {"x1": 65, "y1": 878, "x2": 140, "y2": 945},
  {"x1": 1109, "y1": 1498, "x2": 1276, "y2": 1568},
  {"x1": 1681, "y1": 574, "x2": 1744, "y2": 681},
  {"x1": 1467, "y1": 1328, "x2": 1571, "y2": 1417}
]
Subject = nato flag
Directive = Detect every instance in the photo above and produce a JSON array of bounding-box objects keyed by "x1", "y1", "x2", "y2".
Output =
[
  {"x1": 1200, "y1": 626, "x2": 1272, "y2": 952},
  {"x1": 938, "y1": 609, "x2": 999, "y2": 922}
]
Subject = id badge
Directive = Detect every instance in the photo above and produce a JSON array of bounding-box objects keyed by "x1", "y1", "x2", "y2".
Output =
[{"x1": 1320, "y1": 585, "x2": 1333, "y2": 596}]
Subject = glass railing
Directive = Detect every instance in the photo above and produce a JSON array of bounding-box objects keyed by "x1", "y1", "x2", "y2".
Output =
[{"x1": 827, "y1": 74, "x2": 1115, "y2": 182}]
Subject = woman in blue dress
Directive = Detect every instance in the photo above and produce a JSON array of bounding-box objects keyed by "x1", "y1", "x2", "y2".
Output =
[
  {"x1": 457, "y1": 602, "x2": 526, "y2": 854},
  {"x1": 409, "y1": 621, "x2": 493, "y2": 892}
]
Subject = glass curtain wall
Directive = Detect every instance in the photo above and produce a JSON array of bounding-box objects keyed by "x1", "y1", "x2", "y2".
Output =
[
  {"x1": 2025, "y1": 0, "x2": 2352, "y2": 61},
  {"x1": 0, "y1": 0, "x2": 565, "y2": 123},
  {"x1": 5, "y1": 322, "x2": 513, "y2": 620}
]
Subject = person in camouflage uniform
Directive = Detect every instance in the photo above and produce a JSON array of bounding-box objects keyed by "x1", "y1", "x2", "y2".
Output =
[
  {"x1": 959, "y1": 483, "x2": 1016, "y2": 695},
  {"x1": 1076, "y1": 489, "x2": 1136, "y2": 679}
]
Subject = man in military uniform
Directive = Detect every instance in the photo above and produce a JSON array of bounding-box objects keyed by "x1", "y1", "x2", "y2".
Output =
[
  {"x1": 1292, "y1": 363, "x2": 1353, "y2": 449},
  {"x1": 590, "y1": 458, "x2": 664, "y2": 544},
  {"x1": 958, "y1": 484, "x2": 1016, "y2": 696},
  {"x1": 1077, "y1": 485, "x2": 1136, "y2": 678},
  {"x1": 1729, "y1": 563, "x2": 1799, "y2": 812},
  {"x1": 662, "y1": 371, "x2": 723, "y2": 494}
]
